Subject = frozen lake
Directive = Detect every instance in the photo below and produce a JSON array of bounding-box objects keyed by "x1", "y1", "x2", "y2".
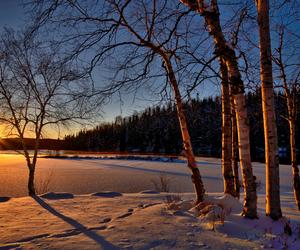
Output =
[{"x1": 0, "y1": 154, "x2": 295, "y2": 199}]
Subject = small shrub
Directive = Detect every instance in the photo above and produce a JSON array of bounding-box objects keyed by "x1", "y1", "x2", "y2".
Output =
[
  {"x1": 164, "y1": 194, "x2": 184, "y2": 210},
  {"x1": 35, "y1": 169, "x2": 54, "y2": 195},
  {"x1": 150, "y1": 173, "x2": 172, "y2": 193}
]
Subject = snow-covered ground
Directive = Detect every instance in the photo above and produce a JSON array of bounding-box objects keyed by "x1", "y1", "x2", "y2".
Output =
[
  {"x1": 0, "y1": 155, "x2": 300, "y2": 249},
  {"x1": 0, "y1": 154, "x2": 222, "y2": 197}
]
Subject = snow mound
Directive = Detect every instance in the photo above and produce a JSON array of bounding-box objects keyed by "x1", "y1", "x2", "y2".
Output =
[
  {"x1": 139, "y1": 190, "x2": 160, "y2": 194},
  {"x1": 205, "y1": 194, "x2": 242, "y2": 213},
  {"x1": 188, "y1": 194, "x2": 241, "y2": 219},
  {"x1": 0, "y1": 197, "x2": 10, "y2": 202},
  {"x1": 91, "y1": 191, "x2": 122, "y2": 198},
  {"x1": 217, "y1": 213, "x2": 298, "y2": 248},
  {"x1": 40, "y1": 192, "x2": 74, "y2": 200},
  {"x1": 194, "y1": 203, "x2": 225, "y2": 227},
  {"x1": 186, "y1": 194, "x2": 242, "y2": 230}
]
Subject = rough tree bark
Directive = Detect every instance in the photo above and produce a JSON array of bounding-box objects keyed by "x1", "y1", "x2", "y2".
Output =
[
  {"x1": 220, "y1": 58, "x2": 236, "y2": 197},
  {"x1": 257, "y1": 0, "x2": 282, "y2": 219},
  {"x1": 25, "y1": 140, "x2": 41, "y2": 196},
  {"x1": 28, "y1": 166, "x2": 36, "y2": 196},
  {"x1": 180, "y1": 0, "x2": 257, "y2": 218},
  {"x1": 231, "y1": 89, "x2": 240, "y2": 199},
  {"x1": 25, "y1": 129, "x2": 42, "y2": 196},
  {"x1": 20, "y1": 136, "x2": 37, "y2": 196},
  {"x1": 162, "y1": 55, "x2": 205, "y2": 203}
]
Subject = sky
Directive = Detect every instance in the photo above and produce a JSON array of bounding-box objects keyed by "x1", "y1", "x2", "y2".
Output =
[
  {"x1": 0, "y1": 0, "x2": 220, "y2": 139},
  {"x1": 0, "y1": 1, "x2": 298, "y2": 139},
  {"x1": 0, "y1": 1, "x2": 24, "y2": 28},
  {"x1": 0, "y1": 1, "x2": 156, "y2": 137},
  {"x1": 0, "y1": 0, "x2": 154, "y2": 122}
]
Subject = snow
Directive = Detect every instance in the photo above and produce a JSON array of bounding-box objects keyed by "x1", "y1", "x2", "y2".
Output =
[
  {"x1": 0, "y1": 155, "x2": 300, "y2": 249},
  {"x1": 1, "y1": 192, "x2": 299, "y2": 249},
  {"x1": 0, "y1": 154, "x2": 222, "y2": 197}
]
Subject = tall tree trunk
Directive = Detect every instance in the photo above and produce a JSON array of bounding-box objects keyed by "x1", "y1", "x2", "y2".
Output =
[
  {"x1": 231, "y1": 90, "x2": 240, "y2": 199},
  {"x1": 163, "y1": 56, "x2": 205, "y2": 203},
  {"x1": 286, "y1": 91, "x2": 300, "y2": 211},
  {"x1": 21, "y1": 140, "x2": 36, "y2": 196},
  {"x1": 257, "y1": 0, "x2": 282, "y2": 219},
  {"x1": 180, "y1": 0, "x2": 257, "y2": 218},
  {"x1": 220, "y1": 58, "x2": 236, "y2": 197},
  {"x1": 276, "y1": 28, "x2": 300, "y2": 210},
  {"x1": 26, "y1": 133, "x2": 41, "y2": 197},
  {"x1": 289, "y1": 119, "x2": 300, "y2": 210},
  {"x1": 28, "y1": 165, "x2": 36, "y2": 196},
  {"x1": 233, "y1": 88, "x2": 257, "y2": 218}
]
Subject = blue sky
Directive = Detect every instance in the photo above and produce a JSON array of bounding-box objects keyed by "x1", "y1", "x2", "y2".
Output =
[
  {"x1": 0, "y1": 0, "x2": 24, "y2": 28},
  {"x1": 0, "y1": 1, "x2": 156, "y2": 123},
  {"x1": 1, "y1": 0, "x2": 297, "y2": 139},
  {"x1": 0, "y1": 0, "x2": 220, "y2": 126}
]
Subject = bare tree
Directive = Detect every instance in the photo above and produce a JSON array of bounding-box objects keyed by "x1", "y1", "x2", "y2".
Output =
[
  {"x1": 180, "y1": 0, "x2": 257, "y2": 218},
  {"x1": 0, "y1": 29, "x2": 99, "y2": 195},
  {"x1": 100, "y1": 0, "x2": 209, "y2": 203},
  {"x1": 273, "y1": 26, "x2": 300, "y2": 210},
  {"x1": 28, "y1": 0, "x2": 224, "y2": 203}
]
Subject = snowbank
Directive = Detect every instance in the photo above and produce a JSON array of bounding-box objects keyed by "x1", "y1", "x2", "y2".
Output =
[{"x1": 1, "y1": 192, "x2": 299, "y2": 249}]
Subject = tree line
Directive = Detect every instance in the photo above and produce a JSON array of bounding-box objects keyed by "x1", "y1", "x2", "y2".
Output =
[{"x1": 64, "y1": 90, "x2": 300, "y2": 163}]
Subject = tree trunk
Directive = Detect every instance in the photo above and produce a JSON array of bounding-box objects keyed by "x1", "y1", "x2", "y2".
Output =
[
  {"x1": 220, "y1": 58, "x2": 236, "y2": 197},
  {"x1": 289, "y1": 120, "x2": 300, "y2": 210},
  {"x1": 233, "y1": 91, "x2": 257, "y2": 218},
  {"x1": 231, "y1": 90, "x2": 240, "y2": 199},
  {"x1": 163, "y1": 56, "x2": 205, "y2": 204},
  {"x1": 28, "y1": 166, "x2": 36, "y2": 196},
  {"x1": 276, "y1": 28, "x2": 300, "y2": 210},
  {"x1": 22, "y1": 145, "x2": 36, "y2": 196},
  {"x1": 257, "y1": 0, "x2": 282, "y2": 219},
  {"x1": 25, "y1": 133, "x2": 40, "y2": 197},
  {"x1": 180, "y1": 0, "x2": 257, "y2": 218}
]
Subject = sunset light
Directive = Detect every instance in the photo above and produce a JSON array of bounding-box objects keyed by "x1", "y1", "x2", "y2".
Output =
[{"x1": 0, "y1": 0, "x2": 299, "y2": 249}]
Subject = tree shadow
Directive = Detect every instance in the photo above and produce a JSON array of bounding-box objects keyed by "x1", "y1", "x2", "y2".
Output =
[
  {"x1": 32, "y1": 196, "x2": 120, "y2": 250},
  {"x1": 99, "y1": 162, "x2": 222, "y2": 181}
]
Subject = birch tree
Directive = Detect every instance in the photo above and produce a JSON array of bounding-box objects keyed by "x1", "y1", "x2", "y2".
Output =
[
  {"x1": 220, "y1": 58, "x2": 236, "y2": 197},
  {"x1": 274, "y1": 27, "x2": 300, "y2": 210},
  {"x1": 256, "y1": 0, "x2": 282, "y2": 220},
  {"x1": 230, "y1": 91, "x2": 240, "y2": 198},
  {"x1": 180, "y1": 0, "x2": 257, "y2": 218}
]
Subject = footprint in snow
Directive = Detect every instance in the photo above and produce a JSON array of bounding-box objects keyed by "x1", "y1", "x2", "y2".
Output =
[
  {"x1": 115, "y1": 207, "x2": 136, "y2": 219},
  {"x1": 99, "y1": 217, "x2": 112, "y2": 224},
  {"x1": 116, "y1": 212, "x2": 133, "y2": 219}
]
